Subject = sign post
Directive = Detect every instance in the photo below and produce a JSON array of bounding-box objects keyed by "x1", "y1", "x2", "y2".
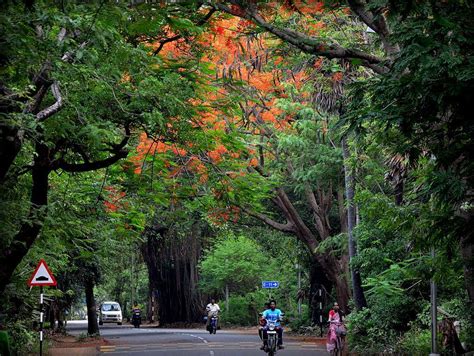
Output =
[
  {"x1": 261, "y1": 281, "x2": 279, "y2": 289},
  {"x1": 27, "y1": 259, "x2": 57, "y2": 356},
  {"x1": 262, "y1": 281, "x2": 279, "y2": 301},
  {"x1": 318, "y1": 288, "x2": 323, "y2": 337}
]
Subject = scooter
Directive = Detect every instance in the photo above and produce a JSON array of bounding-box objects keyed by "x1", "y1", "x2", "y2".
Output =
[
  {"x1": 131, "y1": 309, "x2": 141, "y2": 328},
  {"x1": 209, "y1": 313, "x2": 218, "y2": 334}
]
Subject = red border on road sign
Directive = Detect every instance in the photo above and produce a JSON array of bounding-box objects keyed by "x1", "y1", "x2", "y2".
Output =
[{"x1": 27, "y1": 259, "x2": 57, "y2": 287}]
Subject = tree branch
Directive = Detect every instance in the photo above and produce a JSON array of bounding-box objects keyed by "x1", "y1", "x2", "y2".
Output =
[
  {"x1": 212, "y1": 1, "x2": 390, "y2": 72},
  {"x1": 53, "y1": 125, "x2": 131, "y2": 173},
  {"x1": 240, "y1": 206, "x2": 295, "y2": 233},
  {"x1": 153, "y1": 8, "x2": 216, "y2": 55},
  {"x1": 56, "y1": 150, "x2": 128, "y2": 172},
  {"x1": 36, "y1": 81, "x2": 63, "y2": 121},
  {"x1": 346, "y1": 0, "x2": 398, "y2": 57}
]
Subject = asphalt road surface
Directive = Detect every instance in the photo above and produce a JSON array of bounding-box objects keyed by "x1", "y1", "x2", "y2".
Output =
[{"x1": 67, "y1": 321, "x2": 327, "y2": 355}]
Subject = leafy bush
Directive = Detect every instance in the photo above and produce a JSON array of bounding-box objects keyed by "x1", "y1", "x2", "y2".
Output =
[
  {"x1": 395, "y1": 327, "x2": 432, "y2": 355},
  {"x1": 219, "y1": 292, "x2": 266, "y2": 326},
  {"x1": 347, "y1": 308, "x2": 395, "y2": 354},
  {"x1": 7, "y1": 320, "x2": 36, "y2": 355},
  {"x1": 287, "y1": 306, "x2": 315, "y2": 334},
  {"x1": 198, "y1": 235, "x2": 266, "y2": 295}
]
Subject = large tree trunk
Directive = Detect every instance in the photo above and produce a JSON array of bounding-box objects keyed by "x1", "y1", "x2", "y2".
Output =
[
  {"x1": 251, "y1": 187, "x2": 353, "y2": 311},
  {"x1": 342, "y1": 138, "x2": 367, "y2": 310},
  {"x1": 147, "y1": 284, "x2": 159, "y2": 324},
  {"x1": 142, "y1": 224, "x2": 164, "y2": 324},
  {"x1": 85, "y1": 276, "x2": 99, "y2": 335},
  {"x1": 322, "y1": 254, "x2": 350, "y2": 311},
  {"x1": 309, "y1": 260, "x2": 331, "y2": 324},
  {"x1": 142, "y1": 220, "x2": 204, "y2": 325},
  {"x1": 0, "y1": 143, "x2": 50, "y2": 293},
  {"x1": 0, "y1": 124, "x2": 22, "y2": 183}
]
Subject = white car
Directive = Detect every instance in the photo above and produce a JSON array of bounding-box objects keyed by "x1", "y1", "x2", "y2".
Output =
[{"x1": 99, "y1": 301, "x2": 123, "y2": 325}]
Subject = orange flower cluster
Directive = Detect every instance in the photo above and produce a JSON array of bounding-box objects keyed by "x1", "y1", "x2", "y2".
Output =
[
  {"x1": 208, "y1": 144, "x2": 228, "y2": 164},
  {"x1": 332, "y1": 72, "x2": 344, "y2": 82},
  {"x1": 208, "y1": 206, "x2": 241, "y2": 225},
  {"x1": 103, "y1": 186, "x2": 126, "y2": 212},
  {"x1": 128, "y1": 4, "x2": 348, "y2": 204},
  {"x1": 131, "y1": 133, "x2": 188, "y2": 174}
]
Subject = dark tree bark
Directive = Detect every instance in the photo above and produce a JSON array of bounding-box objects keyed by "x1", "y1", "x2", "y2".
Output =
[
  {"x1": 0, "y1": 143, "x2": 50, "y2": 293},
  {"x1": 142, "y1": 223, "x2": 165, "y2": 324},
  {"x1": 0, "y1": 127, "x2": 130, "y2": 293},
  {"x1": 309, "y1": 260, "x2": 331, "y2": 323},
  {"x1": 0, "y1": 124, "x2": 22, "y2": 183},
  {"x1": 85, "y1": 276, "x2": 99, "y2": 335},
  {"x1": 141, "y1": 219, "x2": 204, "y2": 325},
  {"x1": 246, "y1": 185, "x2": 352, "y2": 310},
  {"x1": 342, "y1": 138, "x2": 367, "y2": 310}
]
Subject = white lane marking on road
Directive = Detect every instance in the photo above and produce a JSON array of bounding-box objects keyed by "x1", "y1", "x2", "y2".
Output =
[
  {"x1": 184, "y1": 333, "x2": 208, "y2": 344},
  {"x1": 185, "y1": 333, "x2": 213, "y2": 353}
]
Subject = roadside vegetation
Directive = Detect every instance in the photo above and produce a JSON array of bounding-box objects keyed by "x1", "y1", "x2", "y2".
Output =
[{"x1": 1, "y1": 0, "x2": 472, "y2": 355}]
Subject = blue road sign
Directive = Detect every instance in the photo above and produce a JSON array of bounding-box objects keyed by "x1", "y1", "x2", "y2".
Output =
[{"x1": 262, "y1": 281, "x2": 279, "y2": 288}]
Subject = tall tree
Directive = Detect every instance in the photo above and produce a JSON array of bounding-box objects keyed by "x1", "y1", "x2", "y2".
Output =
[
  {"x1": 0, "y1": 1, "x2": 202, "y2": 292},
  {"x1": 342, "y1": 137, "x2": 367, "y2": 309},
  {"x1": 210, "y1": 0, "x2": 474, "y2": 321}
]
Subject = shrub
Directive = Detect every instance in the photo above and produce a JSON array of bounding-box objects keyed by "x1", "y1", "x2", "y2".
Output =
[
  {"x1": 7, "y1": 320, "x2": 36, "y2": 355},
  {"x1": 220, "y1": 294, "x2": 262, "y2": 326},
  {"x1": 395, "y1": 327, "x2": 431, "y2": 355}
]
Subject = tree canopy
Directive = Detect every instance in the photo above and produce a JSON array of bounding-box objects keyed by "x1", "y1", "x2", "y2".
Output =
[{"x1": 1, "y1": 0, "x2": 473, "y2": 354}]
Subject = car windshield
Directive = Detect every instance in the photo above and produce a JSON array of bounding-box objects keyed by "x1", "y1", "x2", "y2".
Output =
[{"x1": 102, "y1": 303, "x2": 120, "y2": 312}]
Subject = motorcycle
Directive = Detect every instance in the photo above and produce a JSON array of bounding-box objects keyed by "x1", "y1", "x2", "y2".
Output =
[
  {"x1": 264, "y1": 319, "x2": 281, "y2": 356},
  {"x1": 264, "y1": 320, "x2": 280, "y2": 356},
  {"x1": 209, "y1": 312, "x2": 218, "y2": 334},
  {"x1": 131, "y1": 309, "x2": 141, "y2": 328}
]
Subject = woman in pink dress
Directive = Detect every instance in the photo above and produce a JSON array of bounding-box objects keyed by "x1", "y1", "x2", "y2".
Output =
[{"x1": 326, "y1": 302, "x2": 345, "y2": 353}]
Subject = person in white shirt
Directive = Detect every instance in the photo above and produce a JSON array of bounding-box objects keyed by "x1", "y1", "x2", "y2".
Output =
[{"x1": 205, "y1": 298, "x2": 220, "y2": 330}]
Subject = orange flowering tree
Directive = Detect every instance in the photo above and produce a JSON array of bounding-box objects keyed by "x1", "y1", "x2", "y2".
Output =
[{"x1": 120, "y1": 3, "x2": 368, "y2": 309}]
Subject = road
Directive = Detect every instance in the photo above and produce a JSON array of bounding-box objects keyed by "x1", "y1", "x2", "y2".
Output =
[{"x1": 67, "y1": 321, "x2": 327, "y2": 355}]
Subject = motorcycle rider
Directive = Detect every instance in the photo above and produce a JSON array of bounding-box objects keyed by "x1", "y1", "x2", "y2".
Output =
[
  {"x1": 131, "y1": 302, "x2": 141, "y2": 328},
  {"x1": 205, "y1": 298, "x2": 220, "y2": 331},
  {"x1": 261, "y1": 300, "x2": 284, "y2": 350}
]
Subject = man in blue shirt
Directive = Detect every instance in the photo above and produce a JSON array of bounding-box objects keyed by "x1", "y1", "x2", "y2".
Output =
[{"x1": 261, "y1": 300, "x2": 284, "y2": 350}]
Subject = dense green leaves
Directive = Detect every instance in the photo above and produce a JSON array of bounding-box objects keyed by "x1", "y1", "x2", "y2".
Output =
[{"x1": 199, "y1": 234, "x2": 266, "y2": 294}]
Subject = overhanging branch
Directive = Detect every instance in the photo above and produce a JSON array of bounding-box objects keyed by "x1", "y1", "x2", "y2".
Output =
[
  {"x1": 212, "y1": 1, "x2": 390, "y2": 72},
  {"x1": 53, "y1": 125, "x2": 131, "y2": 173},
  {"x1": 241, "y1": 206, "x2": 295, "y2": 233},
  {"x1": 153, "y1": 8, "x2": 216, "y2": 55},
  {"x1": 55, "y1": 150, "x2": 129, "y2": 172},
  {"x1": 36, "y1": 81, "x2": 63, "y2": 121}
]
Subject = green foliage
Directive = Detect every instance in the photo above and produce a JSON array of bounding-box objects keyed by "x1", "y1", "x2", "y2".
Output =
[
  {"x1": 0, "y1": 331, "x2": 11, "y2": 356},
  {"x1": 395, "y1": 327, "x2": 432, "y2": 356},
  {"x1": 349, "y1": 159, "x2": 469, "y2": 352},
  {"x1": 219, "y1": 290, "x2": 268, "y2": 326},
  {"x1": 198, "y1": 227, "x2": 311, "y2": 327},
  {"x1": 199, "y1": 234, "x2": 266, "y2": 294},
  {"x1": 276, "y1": 113, "x2": 343, "y2": 193},
  {"x1": 6, "y1": 320, "x2": 37, "y2": 356}
]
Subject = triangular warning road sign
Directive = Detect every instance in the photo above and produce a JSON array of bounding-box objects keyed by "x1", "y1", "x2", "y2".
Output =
[{"x1": 27, "y1": 259, "x2": 57, "y2": 287}]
